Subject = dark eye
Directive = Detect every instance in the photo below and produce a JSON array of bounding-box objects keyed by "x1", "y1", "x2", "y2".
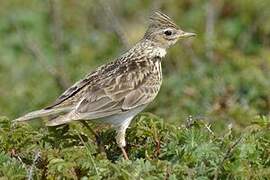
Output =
[{"x1": 164, "y1": 30, "x2": 172, "y2": 36}]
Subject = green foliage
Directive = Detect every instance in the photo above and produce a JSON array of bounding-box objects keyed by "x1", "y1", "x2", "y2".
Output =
[
  {"x1": 0, "y1": 0, "x2": 270, "y2": 178},
  {"x1": 0, "y1": 115, "x2": 269, "y2": 179}
]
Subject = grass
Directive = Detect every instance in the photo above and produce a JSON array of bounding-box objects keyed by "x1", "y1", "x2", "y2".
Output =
[{"x1": 0, "y1": 115, "x2": 269, "y2": 179}]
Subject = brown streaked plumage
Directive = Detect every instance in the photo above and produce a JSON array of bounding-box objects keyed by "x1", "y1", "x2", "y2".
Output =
[{"x1": 14, "y1": 11, "x2": 195, "y2": 159}]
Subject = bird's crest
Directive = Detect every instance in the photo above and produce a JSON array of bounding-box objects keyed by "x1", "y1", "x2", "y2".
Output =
[
  {"x1": 149, "y1": 11, "x2": 178, "y2": 29},
  {"x1": 144, "y1": 11, "x2": 179, "y2": 39}
]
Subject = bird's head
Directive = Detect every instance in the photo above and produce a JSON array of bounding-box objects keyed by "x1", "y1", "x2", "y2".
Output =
[{"x1": 144, "y1": 12, "x2": 196, "y2": 48}]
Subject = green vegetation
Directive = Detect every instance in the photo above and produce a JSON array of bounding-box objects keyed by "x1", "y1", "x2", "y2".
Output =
[
  {"x1": 0, "y1": 0, "x2": 270, "y2": 179},
  {"x1": 1, "y1": 115, "x2": 270, "y2": 179}
]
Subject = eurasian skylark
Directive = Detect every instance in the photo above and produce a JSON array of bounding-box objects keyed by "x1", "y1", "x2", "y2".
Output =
[{"x1": 14, "y1": 12, "x2": 195, "y2": 159}]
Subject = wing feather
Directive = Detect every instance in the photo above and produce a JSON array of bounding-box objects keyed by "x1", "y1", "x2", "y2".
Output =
[
  {"x1": 45, "y1": 59, "x2": 124, "y2": 109},
  {"x1": 74, "y1": 76, "x2": 161, "y2": 120},
  {"x1": 47, "y1": 55, "x2": 162, "y2": 121}
]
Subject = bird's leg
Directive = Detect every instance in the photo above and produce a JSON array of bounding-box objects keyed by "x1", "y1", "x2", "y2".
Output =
[
  {"x1": 116, "y1": 128, "x2": 129, "y2": 160},
  {"x1": 120, "y1": 146, "x2": 129, "y2": 160},
  {"x1": 80, "y1": 121, "x2": 106, "y2": 154},
  {"x1": 115, "y1": 117, "x2": 133, "y2": 160}
]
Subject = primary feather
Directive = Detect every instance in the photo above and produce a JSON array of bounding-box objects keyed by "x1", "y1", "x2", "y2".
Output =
[{"x1": 14, "y1": 107, "x2": 71, "y2": 122}]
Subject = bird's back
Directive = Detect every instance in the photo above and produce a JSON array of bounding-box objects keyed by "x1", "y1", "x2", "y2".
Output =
[{"x1": 46, "y1": 40, "x2": 163, "y2": 111}]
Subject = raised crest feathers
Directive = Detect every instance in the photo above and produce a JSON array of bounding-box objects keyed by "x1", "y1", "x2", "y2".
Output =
[{"x1": 149, "y1": 11, "x2": 178, "y2": 29}]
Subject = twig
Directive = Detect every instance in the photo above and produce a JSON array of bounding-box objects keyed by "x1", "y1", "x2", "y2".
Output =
[
  {"x1": 237, "y1": 15, "x2": 265, "y2": 50},
  {"x1": 164, "y1": 164, "x2": 171, "y2": 180},
  {"x1": 98, "y1": 0, "x2": 129, "y2": 48},
  {"x1": 10, "y1": 149, "x2": 25, "y2": 166},
  {"x1": 77, "y1": 131, "x2": 99, "y2": 176},
  {"x1": 203, "y1": 123, "x2": 215, "y2": 136},
  {"x1": 27, "y1": 150, "x2": 41, "y2": 180},
  {"x1": 14, "y1": 22, "x2": 69, "y2": 91},
  {"x1": 48, "y1": 0, "x2": 63, "y2": 54},
  {"x1": 213, "y1": 137, "x2": 243, "y2": 180},
  {"x1": 48, "y1": 0, "x2": 70, "y2": 90},
  {"x1": 205, "y1": 0, "x2": 215, "y2": 61},
  {"x1": 205, "y1": 0, "x2": 222, "y2": 61},
  {"x1": 154, "y1": 137, "x2": 161, "y2": 157},
  {"x1": 80, "y1": 121, "x2": 106, "y2": 156},
  {"x1": 184, "y1": 115, "x2": 215, "y2": 136}
]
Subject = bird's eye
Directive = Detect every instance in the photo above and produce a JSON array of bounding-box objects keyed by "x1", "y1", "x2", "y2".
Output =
[{"x1": 164, "y1": 30, "x2": 172, "y2": 36}]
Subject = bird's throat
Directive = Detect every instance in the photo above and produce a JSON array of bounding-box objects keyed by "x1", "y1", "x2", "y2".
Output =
[{"x1": 152, "y1": 47, "x2": 167, "y2": 58}]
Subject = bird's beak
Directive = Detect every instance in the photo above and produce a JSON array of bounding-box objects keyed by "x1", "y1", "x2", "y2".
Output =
[{"x1": 178, "y1": 30, "x2": 196, "y2": 38}]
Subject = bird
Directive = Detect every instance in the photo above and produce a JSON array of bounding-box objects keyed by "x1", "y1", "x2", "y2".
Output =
[{"x1": 14, "y1": 11, "x2": 195, "y2": 160}]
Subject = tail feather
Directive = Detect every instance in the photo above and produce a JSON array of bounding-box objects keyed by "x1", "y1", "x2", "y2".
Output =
[
  {"x1": 46, "y1": 115, "x2": 72, "y2": 126},
  {"x1": 14, "y1": 107, "x2": 72, "y2": 122},
  {"x1": 46, "y1": 111, "x2": 79, "y2": 126}
]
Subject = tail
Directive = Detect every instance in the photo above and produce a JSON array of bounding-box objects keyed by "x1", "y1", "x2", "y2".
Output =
[
  {"x1": 46, "y1": 110, "x2": 80, "y2": 126},
  {"x1": 14, "y1": 107, "x2": 72, "y2": 122}
]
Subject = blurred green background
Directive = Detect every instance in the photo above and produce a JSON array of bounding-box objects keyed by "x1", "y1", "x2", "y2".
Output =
[{"x1": 0, "y1": 0, "x2": 270, "y2": 131}]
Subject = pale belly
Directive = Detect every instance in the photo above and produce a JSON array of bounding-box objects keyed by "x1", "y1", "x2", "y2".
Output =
[{"x1": 90, "y1": 105, "x2": 147, "y2": 126}]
